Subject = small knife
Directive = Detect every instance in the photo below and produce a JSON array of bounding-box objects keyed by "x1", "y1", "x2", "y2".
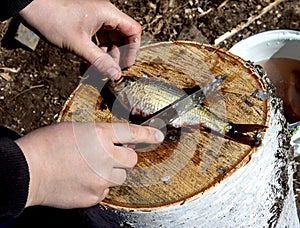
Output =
[{"x1": 140, "y1": 75, "x2": 227, "y2": 131}]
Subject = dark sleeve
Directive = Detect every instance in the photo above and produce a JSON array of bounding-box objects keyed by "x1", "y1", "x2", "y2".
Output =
[
  {"x1": 0, "y1": 127, "x2": 30, "y2": 223},
  {"x1": 0, "y1": 0, "x2": 33, "y2": 21}
]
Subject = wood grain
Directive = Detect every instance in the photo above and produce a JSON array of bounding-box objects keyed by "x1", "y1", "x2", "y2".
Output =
[{"x1": 58, "y1": 41, "x2": 269, "y2": 210}]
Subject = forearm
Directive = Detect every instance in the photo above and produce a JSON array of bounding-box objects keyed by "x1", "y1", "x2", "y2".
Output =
[
  {"x1": 0, "y1": 128, "x2": 29, "y2": 223},
  {"x1": 0, "y1": 0, "x2": 33, "y2": 21}
]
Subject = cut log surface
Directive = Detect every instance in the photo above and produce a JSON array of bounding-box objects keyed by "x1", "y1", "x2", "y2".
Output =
[{"x1": 58, "y1": 41, "x2": 299, "y2": 227}]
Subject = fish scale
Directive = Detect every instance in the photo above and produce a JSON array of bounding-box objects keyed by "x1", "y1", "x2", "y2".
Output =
[
  {"x1": 107, "y1": 76, "x2": 266, "y2": 146},
  {"x1": 110, "y1": 76, "x2": 229, "y2": 133},
  {"x1": 123, "y1": 78, "x2": 184, "y2": 116}
]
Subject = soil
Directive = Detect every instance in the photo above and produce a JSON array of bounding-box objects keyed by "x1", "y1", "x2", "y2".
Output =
[{"x1": 0, "y1": 0, "x2": 300, "y2": 221}]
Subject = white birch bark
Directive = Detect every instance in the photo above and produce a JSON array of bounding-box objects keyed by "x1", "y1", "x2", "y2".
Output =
[{"x1": 95, "y1": 96, "x2": 299, "y2": 227}]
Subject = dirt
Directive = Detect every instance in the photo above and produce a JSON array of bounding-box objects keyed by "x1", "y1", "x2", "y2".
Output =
[{"x1": 0, "y1": 0, "x2": 300, "y2": 220}]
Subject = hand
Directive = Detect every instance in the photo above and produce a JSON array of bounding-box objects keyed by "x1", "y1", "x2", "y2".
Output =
[
  {"x1": 15, "y1": 122, "x2": 164, "y2": 209},
  {"x1": 19, "y1": 0, "x2": 142, "y2": 80}
]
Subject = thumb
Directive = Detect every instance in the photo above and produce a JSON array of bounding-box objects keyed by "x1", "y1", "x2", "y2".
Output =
[{"x1": 76, "y1": 37, "x2": 122, "y2": 80}]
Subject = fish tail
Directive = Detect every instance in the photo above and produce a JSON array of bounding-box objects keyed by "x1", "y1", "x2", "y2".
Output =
[
  {"x1": 202, "y1": 122, "x2": 266, "y2": 147},
  {"x1": 224, "y1": 123, "x2": 267, "y2": 146},
  {"x1": 205, "y1": 128, "x2": 263, "y2": 147},
  {"x1": 229, "y1": 123, "x2": 267, "y2": 134},
  {"x1": 224, "y1": 131, "x2": 263, "y2": 147}
]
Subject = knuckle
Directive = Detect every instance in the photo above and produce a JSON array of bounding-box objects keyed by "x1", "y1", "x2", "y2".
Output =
[
  {"x1": 129, "y1": 125, "x2": 140, "y2": 141},
  {"x1": 119, "y1": 170, "x2": 127, "y2": 183},
  {"x1": 111, "y1": 147, "x2": 137, "y2": 168},
  {"x1": 114, "y1": 169, "x2": 127, "y2": 185},
  {"x1": 132, "y1": 22, "x2": 142, "y2": 34},
  {"x1": 126, "y1": 149, "x2": 138, "y2": 167},
  {"x1": 99, "y1": 189, "x2": 110, "y2": 202}
]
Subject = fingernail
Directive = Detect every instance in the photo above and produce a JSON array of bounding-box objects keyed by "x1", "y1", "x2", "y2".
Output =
[
  {"x1": 107, "y1": 67, "x2": 121, "y2": 80},
  {"x1": 155, "y1": 130, "x2": 165, "y2": 142}
]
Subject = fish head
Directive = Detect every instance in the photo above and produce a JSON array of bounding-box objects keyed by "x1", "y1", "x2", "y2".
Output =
[
  {"x1": 105, "y1": 76, "x2": 140, "y2": 111},
  {"x1": 107, "y1": 76, "x2": 138, "y2": 95}
]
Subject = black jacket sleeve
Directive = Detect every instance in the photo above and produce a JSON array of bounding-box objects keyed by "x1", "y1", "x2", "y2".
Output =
[
  {"x1": 0, "y1": 127, "x2": 30, "y2": 223},
  {"x1": 0, "y1": 0, "x2": 33, "y2": 21}
]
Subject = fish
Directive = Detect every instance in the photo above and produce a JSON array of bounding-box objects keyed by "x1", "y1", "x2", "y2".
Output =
[{"x1": 105, "y1": 76, "x2": 266, "y2": 146}]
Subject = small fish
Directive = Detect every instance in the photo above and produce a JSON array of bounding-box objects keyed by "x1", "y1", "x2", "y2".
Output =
[{"x1": 106, "y1": 76, "x2": 266, "y2": 146}]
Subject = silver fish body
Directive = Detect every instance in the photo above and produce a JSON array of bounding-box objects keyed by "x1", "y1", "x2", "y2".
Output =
[{"x1": 108, "y1": 76, "x2": 230, "y2": 134}]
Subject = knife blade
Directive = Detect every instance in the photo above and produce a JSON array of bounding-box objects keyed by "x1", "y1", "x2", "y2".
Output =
[{"x1": 140, "y1": 75, "x2": 227, "y2": 130}]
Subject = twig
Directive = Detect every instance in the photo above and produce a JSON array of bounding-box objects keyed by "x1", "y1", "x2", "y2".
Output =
[
  {"x1": 172, "y1": 2, "x2": 189, "y2": 13},
  {"x1": 11, "y1": 84, "x2": 45, "y2": 100},
  {"x1": 214, "y1": 0, "x2": 286, "y2": 46},
  {"x1": 0, "y1": 67, "x2": 21, "y2": 81},
  {"x1": 168, "y1": 0, "x2": 175, "y2": 8},
  {"x1": 0, "y1": 73, "x2": 11, "y2": 81},
  {"x1": 0, "y1": 67, "x2": 20, "y2": 73},
  {"x1": 217, "y1": 0, "x2": 229, "y2": 10},
  {"x1": 198, "y1": 8, "x2": 212, "y2": 17}
]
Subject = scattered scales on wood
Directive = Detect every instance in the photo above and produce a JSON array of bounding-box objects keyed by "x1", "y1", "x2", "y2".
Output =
[{"x1": 58, "y1": 41, "x2": 299, "y2": 227}]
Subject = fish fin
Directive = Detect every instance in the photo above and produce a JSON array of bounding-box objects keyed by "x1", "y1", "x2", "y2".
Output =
[
  {"x1": 224, "y1": 132, "x2": 262, "y2": 147},
  {"x1": 129, "y1": 114, "x2": 150, "y2": 125},
  {"x1": 169, "y1": 125, "x2": 194, "y2": 133},
  {"x1": 182, "y1": 86, "x2": 211, "y2": 106},
  {"x1": 181, "y1": 123, "x2": 206, "y2": 130},
  {"x1": 229, "y1": 123, "x2": 267, "y2": 134},
  {"x1": 180, "y1": 122, "x2": 265, "y2": 146},
  {"x1": 202, "y1": 126, "x2": 263, "y2": 147},
  {"x1": 101, "y1": 83, "x2": 133, "y2": 119},
  {"x1": 182, "y1": 85, "x2": 202, "y2": 95}
]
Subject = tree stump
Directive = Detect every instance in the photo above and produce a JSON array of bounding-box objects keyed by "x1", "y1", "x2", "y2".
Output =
[{"x1": 58, "y1": 41, "x2": 299, "y2": 227}]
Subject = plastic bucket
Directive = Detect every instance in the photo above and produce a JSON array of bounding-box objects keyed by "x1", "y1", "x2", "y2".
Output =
[
  {"x1": 229, "y1": 29, "x2": 300, "y2": 63},
  {"x1": 229, "y1": 29, "x2": 300, "y2": 123}
]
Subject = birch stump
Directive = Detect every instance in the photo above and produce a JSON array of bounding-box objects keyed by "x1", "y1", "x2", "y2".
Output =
[{"x1": 58, "y1": 41, "x2": 299, "y2": 227}]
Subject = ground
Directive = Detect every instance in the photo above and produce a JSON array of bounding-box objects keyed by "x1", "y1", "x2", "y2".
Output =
[{"x1": 0, "y1": 0, "x2": 300, "y2": 219}]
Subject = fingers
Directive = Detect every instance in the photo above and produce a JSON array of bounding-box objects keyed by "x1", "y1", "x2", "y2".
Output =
[
  {"x1": 78, "y1": 37, "x2": 122, "y2": 80},
  {"x1": 79, "y1": 5, "x2": 141, "y2": 80},
  {"x1": 79, "y1": 35, "x2": 139, "y2": 81},
  {"x1": 109, "y1": 168, "x2": 128, "y2": 186},
  {"x1": 120, "y1": 39, "x2": 140, "y2": 70},
  {"x1": 91, "y1": 122, "x2": 163, "y2": 170},
  {"x1": 90, "y1": 147, "x2": 133, "y2": 186},
  {"x1": 110, "y1": 146, "x2": 138, "y2": 169},
  {"x1": 96, "y1": 29, "x2": 138, "y2": 70},
  {"x1": 102, "y1": 3, "x2": 141, "y2": 68},
  {"x1": 98, "y1": 188, "x2": 110, "y2": 202},
  {"x1": 76, "y1": 122, "x2": 164, "y2": 187},
  {"x1": 109, "y1": 123, "x2": 165, "y2": 145},
  {"x1": 115, "y1": 21, "x2": 141, "y2": 68},
  {"x1": 116, "y1": 19, "x2": 141, "y2": 69}
]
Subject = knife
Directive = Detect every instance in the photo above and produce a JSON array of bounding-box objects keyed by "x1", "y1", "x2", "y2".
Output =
[{"x1": 140, "y1": 75, "x2": 227, "y2": 131}]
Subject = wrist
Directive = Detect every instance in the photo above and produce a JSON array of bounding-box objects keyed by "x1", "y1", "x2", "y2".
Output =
[
  {"x1": 0, "y1": 137, "x2": 29, "y2": 217},
  {"x1": 15, "y1": 136, "x2": 43, "y2": 208}
]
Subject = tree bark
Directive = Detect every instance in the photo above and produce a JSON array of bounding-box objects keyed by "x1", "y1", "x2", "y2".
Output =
[{"x1": 58, "y1": 41, "x2": 299, "y2": 227}]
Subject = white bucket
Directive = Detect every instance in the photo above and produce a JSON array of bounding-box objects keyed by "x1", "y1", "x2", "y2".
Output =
[
  {"x1": 229, "y1": 29, "x2": 300, "y2": 123},
  {"x1": 229, "y1": 29, "x2": 300, "y2": 63}
]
